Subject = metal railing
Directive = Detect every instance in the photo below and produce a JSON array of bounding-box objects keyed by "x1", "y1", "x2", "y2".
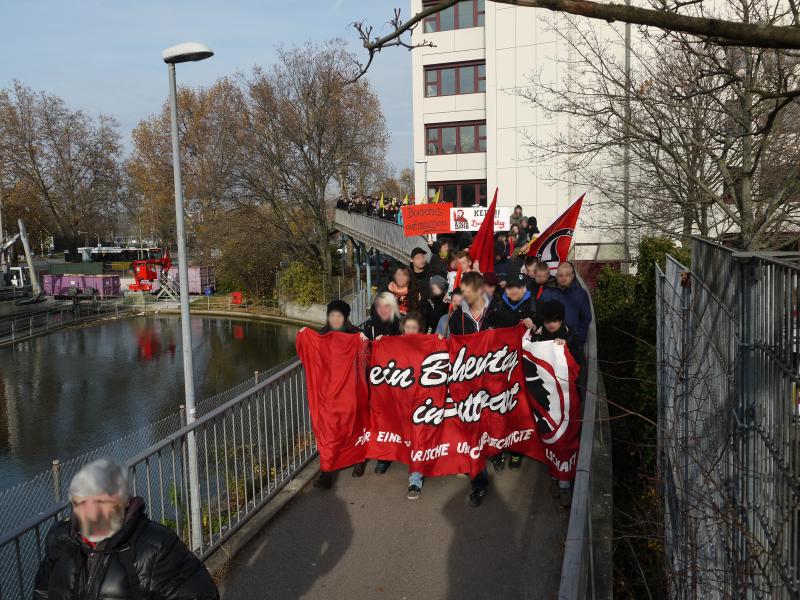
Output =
[
  {"x1": 0, "y1": 286, "x2": 32, "y2": 303},
  {"x1": 0, "y1": 301, "x2": 130, "y2": 346},
  {"x1": 557, "y1": 277, "x2": 610, "y2": 600},
  {"x1": 656, "y1": 236, "x2": 800, "y2": 599},
  {"x1": 334, "y1": 208, "x2": 431, "y2": 264},
  {"x1": 0, "y1": 359, "x2": 314, "y2": 600}
]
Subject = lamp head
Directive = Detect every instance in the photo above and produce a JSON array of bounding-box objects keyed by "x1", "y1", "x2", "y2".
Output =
[{"x1": 162, "y1": 42, "x2": 213, "y2": 64}]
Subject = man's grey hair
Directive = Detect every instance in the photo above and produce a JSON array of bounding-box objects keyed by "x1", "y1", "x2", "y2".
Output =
[{"x1": 68, "y1": 458, "x2": 130, "y2": 502}]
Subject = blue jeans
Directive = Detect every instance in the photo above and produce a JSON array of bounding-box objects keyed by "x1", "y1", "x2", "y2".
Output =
[{"x1": 409, "y1": 472, "x2": 424, "y2": 488}]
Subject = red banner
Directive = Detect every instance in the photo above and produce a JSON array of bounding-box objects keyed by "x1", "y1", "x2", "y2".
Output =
[
  {"x1": 521, "y1": 336, "x2": 582, "y2": 480},
  {"x1": 526, "y1": 194, "x2": 584, "y2": 273},
  {"x1": 402, "y1": 202, "x2": 453, "y2": 236},
  {"x1": 296, "y1": 329, "x2": 370, "y2": 471},
  {"x1": 299, "y1": 325, "x2": 583, "y2": 480}
]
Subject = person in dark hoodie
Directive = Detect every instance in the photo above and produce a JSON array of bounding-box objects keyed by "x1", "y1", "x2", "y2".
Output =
[
  {"x1": 532, "y1": 299, "x2": 580, "y2": 507},
  {"x1": 497, "y1": 272, "x2": 538, "y2": 330},
  {"x1": 312, "y1": 300, "x2": 362, "y2": 488},
  {"x1": 427, "y1": 238, "x2": 451, "y2": 278},
  {"x1": 494, "y1": 272, "x2": 538, "y2": 470},
  {"x1": 425, "y1": 275, "x2": 449, "y2": 333},
  {"x1": 34, "y1": 459, "x2": 219, "y2": 600},
  {"x1": 409, "y1": 247, "x2": 432, "y2": 297}
]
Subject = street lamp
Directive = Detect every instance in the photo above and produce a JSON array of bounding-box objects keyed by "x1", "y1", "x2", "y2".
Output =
[{"x1": 162, "y1": 41, "x2": 213, "y2": 551}]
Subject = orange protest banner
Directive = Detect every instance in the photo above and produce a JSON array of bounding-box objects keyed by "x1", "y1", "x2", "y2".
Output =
[{"x1": 402, "y1": 203, "x2": 453, "y2": 236}]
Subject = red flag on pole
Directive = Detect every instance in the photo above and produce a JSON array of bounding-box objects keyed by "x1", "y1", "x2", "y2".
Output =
[
  {"x1": 526, "y1": 194, "x2": 585, "y2": 272},
  {"x1": 469, "y1": 188, "x2": 498, "y2": 274}
]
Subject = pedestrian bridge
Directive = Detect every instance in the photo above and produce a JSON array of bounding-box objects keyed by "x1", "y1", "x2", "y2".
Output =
[
  {"x1": 220, "y1": 210, "x2": 613, "y2": 599},
  {"x1": 0, "y1": 210, "x2": 612, "y2": 600}
]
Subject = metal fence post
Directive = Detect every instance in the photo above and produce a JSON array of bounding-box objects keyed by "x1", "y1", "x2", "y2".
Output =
[{"x1": 52, "y1": 459, "x2": 61, "y2": 502}]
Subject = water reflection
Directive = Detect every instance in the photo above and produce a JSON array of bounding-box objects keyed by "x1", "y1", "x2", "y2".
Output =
[{"x1": 0, "y1": 315, "x2": 298, "y2": 491}]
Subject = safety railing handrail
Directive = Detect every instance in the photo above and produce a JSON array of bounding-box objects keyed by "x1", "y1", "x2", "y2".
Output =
[
  {"x1": 557, "y1": 275, "x2": 607, "y2": 599},
  {"x1": 0, "y1": 356, "x2": 303, "y2": 548}
]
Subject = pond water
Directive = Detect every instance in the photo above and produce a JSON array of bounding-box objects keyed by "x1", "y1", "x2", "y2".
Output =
[{"x1": 0, "y1": 314, "x2": 299, "y2": 492}]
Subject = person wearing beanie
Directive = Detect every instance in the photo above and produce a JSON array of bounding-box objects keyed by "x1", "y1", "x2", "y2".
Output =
[
  {"x1": 482, "y1": 272, "x2": 501, "y2": 301},
  {"x1": 493, "y1": 271, "x2": 539, "y2": 471},
  {"x1": 319, "y1": 299, "x2": 360, "y2": 335},
  {"x1": 409, "y1": 246, "x2": 432, "y2": 299},
  {"x1": 533, "y1": 298, "x2": 580, "y2": 507}
]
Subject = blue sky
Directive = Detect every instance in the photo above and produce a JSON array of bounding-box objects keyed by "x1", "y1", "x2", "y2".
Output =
[{"x1": 0, "y1": 0, "x2": 413, "y2": 171}]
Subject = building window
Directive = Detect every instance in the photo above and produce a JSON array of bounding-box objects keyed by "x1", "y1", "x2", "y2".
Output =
[
  {"x1": 424, "y1": 61, "x2": 486, "y2": 97},
  {"x1": 428, "y1": 180, "x2": 488, "y2": 207},
  {"x1": 423, "y1": 0, "x2": 485, "y2": 33},
  {"x1": 425, "y1": 121, "x2": 486, "y2": 155}
]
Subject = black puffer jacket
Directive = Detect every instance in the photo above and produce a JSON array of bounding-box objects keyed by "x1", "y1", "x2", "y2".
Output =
[
  {"x1": 361, "y1": 305, "x2": 401, "y2": 340},
  {"x1": 34, "y1": 497, "x2": 219, "y2": 600}
]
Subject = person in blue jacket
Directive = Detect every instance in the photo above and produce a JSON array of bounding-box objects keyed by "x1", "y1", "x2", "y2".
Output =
[{"x1": 539, "y1": 261, "x2": 592, "y2": 347}]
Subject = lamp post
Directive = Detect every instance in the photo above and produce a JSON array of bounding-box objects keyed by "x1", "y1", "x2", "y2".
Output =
[{"x1": 162, "y1": 41, "x2": 213, "y2": 551}]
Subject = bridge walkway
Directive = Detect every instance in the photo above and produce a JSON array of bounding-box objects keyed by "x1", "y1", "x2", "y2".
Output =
[{"x1": 220, "y1": 457, "x2": 567, "y2": 600}]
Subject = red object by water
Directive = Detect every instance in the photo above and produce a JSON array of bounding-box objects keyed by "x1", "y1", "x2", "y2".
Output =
[{"x1": 231, "y1": 292, "x2": 243, "y2": 305}]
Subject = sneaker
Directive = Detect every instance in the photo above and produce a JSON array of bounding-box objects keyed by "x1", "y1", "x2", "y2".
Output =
[
  {"x1": 352, "y1": 462, "x2": 367, "y2": 477},
  {"x1": 559, "y1": 485, "x2": 573, "y2": 508},
  {"x1": 509, "y1": 454, "x2": 522, "y2": 469},
  {"x1": 314, "y1": 471, "x2": 333, "y2": 489},
  {"x1": 407, "y1": 485, "x2": 422, "y2": 501},
  {"x1": 490, "y1": 455, "x2": 505, "y2": 473},
  {"x1": 374, "y1": 461, "x2": 390, "y2": 474},
  {"x1": 468, "y1": 488, "x2": 488, "y2": 507},
  {"x1": 550, "y1": 479, "x2": 560, "y2": 498}
]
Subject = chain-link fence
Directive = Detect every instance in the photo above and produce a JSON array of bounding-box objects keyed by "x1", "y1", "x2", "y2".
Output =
[{"x1": 656, "y1": 237, "x2": 800, "y2": 599}]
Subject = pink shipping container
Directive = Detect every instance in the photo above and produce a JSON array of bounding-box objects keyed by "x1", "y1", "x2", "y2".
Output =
[
  {"x1": 43, "y1": 274, "x2": 121, "y2": 299},
  {"x1": 167, "y1": 266, "x2": 216, "y2": 294}
]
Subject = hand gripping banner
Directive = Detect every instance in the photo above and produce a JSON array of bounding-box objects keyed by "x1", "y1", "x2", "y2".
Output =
[
  {"x1": 296, "y1": 329, "x2": 370, "y2": 471},
  {"x1": 521, "y1": 337, "x2": 582, "y2": 480},
  {"x1": 297, "y1": 326, "x2": 578, "y2": 478}
]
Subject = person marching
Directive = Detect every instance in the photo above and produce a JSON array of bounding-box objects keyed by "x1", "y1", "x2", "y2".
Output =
[
  {"x1": 447, "y1": 272, "x2": 503, "y2": 506},
  {"x1": 394, "y1": 312, "x2": 428, "y2": 500},
  {"x1": 312, "y1": 300, "x2": 361, "y2": 488},
  {"x1": 532, "y1": 300, "x2": 581, "y2": 507}
]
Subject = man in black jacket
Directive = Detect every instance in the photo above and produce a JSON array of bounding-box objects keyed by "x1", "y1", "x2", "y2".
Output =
[
  {"x1": 34, "y1": 458, "x2": 218, "y2": 600},
  {"x1": 447, "y1": 271, "x2": 502, "y2": 336},
  {"x1": 496, "y1": 273, "x2": 538, "y2": 330}
]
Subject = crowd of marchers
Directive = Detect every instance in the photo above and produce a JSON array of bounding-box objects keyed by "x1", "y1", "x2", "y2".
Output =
[{"x1": 307, "y1": 232, "x2": 591, "y2": 509}]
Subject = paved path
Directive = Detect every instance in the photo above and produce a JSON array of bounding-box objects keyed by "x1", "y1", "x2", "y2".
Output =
[{"x1": 220, "y1": 458, "x2": 568, "y2": 600}]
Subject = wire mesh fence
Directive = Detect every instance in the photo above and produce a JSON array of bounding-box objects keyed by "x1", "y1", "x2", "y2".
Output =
[
  {"x1": 656, "y1": 237, "x2": 800, "y2": 599},
  {"x1": 0, "y1": 357, "x2": 297, "y2": 544},
  {"x1": 0, "y1": 358, "x2": 314, "y2": 600}
]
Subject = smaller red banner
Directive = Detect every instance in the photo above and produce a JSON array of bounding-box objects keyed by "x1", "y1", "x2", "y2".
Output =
[{"x1": 402, "y1": 203, "x2": 453, "y2": 236}]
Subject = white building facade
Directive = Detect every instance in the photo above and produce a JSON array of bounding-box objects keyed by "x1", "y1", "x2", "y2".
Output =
[{"x1": 411, "y1": 0, "x2": 613, "y2": 255}]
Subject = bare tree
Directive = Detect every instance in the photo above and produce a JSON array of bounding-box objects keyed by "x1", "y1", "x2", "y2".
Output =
[
  {"x1": 519, "y1": 0, "x2": 800, "y2": 250},
  {"x1": 236, "y1": 41, "x2": 389, "y2": 277},
  {"x1": 0, "y1": 82, "x2": 122, "y2": 259},
  {"x1": 350, "y1": 0, "x2": 800, "y2": 83}
]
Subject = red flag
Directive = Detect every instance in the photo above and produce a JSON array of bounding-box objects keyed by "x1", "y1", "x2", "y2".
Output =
[
  {"x1": 452, "y1": 261, "x2": 463, "y2": 295},
  {"x1": 469, "y1": 188, "x2": 498, "y2": 274},
  {"x1": 526, "y1": 194, "x2": 584, "y2": 272},
  {"x1": 296, "y1": 329, "x2": 370, "y2": 471}
]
